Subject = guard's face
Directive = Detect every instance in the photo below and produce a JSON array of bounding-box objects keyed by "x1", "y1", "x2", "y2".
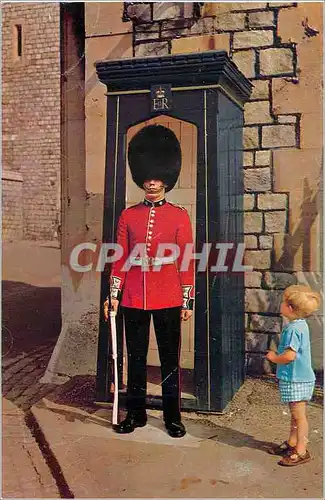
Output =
[{"x1": 143, "y1": 179, "x2": 167, "y2": 193}]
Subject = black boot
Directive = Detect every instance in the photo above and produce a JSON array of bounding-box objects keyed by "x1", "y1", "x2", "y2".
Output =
[
  {"x1": 165, "y1": 420, "x2": 186, "y2": 438},
  {"x1": 114, "y1": 411, "x2": 147, "y2": 434}
]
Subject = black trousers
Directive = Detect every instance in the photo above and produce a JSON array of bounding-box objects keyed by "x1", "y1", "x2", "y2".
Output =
[{"x1": 123, "y1": 306, "x2": 181, "y2": 423}]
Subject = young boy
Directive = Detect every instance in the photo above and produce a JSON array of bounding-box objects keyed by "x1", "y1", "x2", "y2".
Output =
[{"x1": 266, "y1": 284, "x2": 321, "y2": 466}]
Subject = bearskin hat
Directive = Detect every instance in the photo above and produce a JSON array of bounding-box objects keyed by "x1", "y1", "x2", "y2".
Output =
[{"x1": 127, "y1": 125, "x2": 181, "y2": 192}]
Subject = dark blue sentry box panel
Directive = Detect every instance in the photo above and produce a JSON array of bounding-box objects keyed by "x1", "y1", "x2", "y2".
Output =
[{"x1": 95, "y1": 51, "x2": 252, "y2": 412}]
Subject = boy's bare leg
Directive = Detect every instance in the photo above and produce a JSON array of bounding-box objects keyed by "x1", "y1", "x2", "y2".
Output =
[
  {"x1": 287, "y1": 411, "x2": 298, "y2": 448},
  {"x1": 289, "y1": 401, "x2": 308, "y2": 455}
]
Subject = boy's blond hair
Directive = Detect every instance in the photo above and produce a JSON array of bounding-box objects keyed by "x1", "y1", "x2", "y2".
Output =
[{"x1": 283, "y1": 285, "x2": 321, "y2": 318}]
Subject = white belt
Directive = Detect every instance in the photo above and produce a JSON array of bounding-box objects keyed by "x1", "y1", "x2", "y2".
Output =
[{"x1": 129, "y1": 256, "x2": 176, "y2": 266}]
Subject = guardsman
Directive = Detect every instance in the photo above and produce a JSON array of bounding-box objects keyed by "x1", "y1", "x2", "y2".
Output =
[{"x1": 104, "y1": 125, "x2": 195, "y2": 438}]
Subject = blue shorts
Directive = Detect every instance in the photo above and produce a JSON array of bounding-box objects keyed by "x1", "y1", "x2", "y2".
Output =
[{"x1": 279, "y1": 380, "x2": 315, "y2": 403}]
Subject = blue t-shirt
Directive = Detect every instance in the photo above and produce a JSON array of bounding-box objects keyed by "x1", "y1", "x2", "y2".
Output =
[{"x1": 276, "y1": 319, "x2": 315, "y2": 383}]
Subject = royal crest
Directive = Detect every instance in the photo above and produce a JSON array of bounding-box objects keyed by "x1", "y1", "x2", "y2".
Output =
[{"x1": 151, "y1": 84, "x2": 172, "y2": 112}]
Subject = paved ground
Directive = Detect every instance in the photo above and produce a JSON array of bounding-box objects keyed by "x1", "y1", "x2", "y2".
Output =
[
  {"x1": 2, "y1": 241, "x2": 61, "y2": 498},
  {"x1": 2, "y1": 241, "x2": 324, "y2": 499},
  {"x1": 2, "y1": 397, "x2": 59, "y2": 498},
  {"x1": 32, "y1": 377, "x2": 323, "y2": 498}
]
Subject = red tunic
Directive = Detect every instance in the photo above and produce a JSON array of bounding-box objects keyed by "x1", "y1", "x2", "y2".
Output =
[{"x1": 110, "y1": 199, "x2": 195, "y2": 310}]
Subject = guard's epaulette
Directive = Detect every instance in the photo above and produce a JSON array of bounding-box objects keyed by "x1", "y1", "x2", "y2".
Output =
[{"x1": 168, "y1": 202, "x2": 186, "y2": 211}]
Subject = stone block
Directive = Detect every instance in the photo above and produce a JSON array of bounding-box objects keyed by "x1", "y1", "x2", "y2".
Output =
[
  {"x1": 245, "y1": 235, "x2": 258, "y2": 249},
  {"x1": 136, "y1": 23, "x2": 161, "y2": 33},
  {"x1": 243, "y1": 127, "x2": 259, "y2": 150},
  {"x1": 243, "y1": 151, "x2": 254, "y2": 167},
  {"x1": 245, "y1": 271, "x2": 262, "y2": 288},
  {"x1": 277, "y1": 115, "x2": 297, "y2": 124},
  {"x1": 160, "y1": 19, "x2": 193, "y2": 38},
  {"x1": 135, "y1": 31, "x2": 160, "y2": 42},
  {"x1": 244, "y1": 212, "x2": 263, "y2": 233},
  {"x1": 203, "y1": 3, "x2": 267, "y2": 15},
  {"x1": 255, "y1": 150, "x2": 271, "y2": 166},
  {"x1": 246, "y1": 331, "x2": 278, "y2": 352},
  {"x1": 187, "y1": 17, "x2": 215, "y2": 35},
  {"x1": 250, "y1": 314, "x2": 282, "y2": 333},
  {"x1": 264, "y1": 271, "x2": 296, "y2": 289},
  {"x1": 135, "y1": 42, "x2": 169, "y2": 57},
  {"x1": 249, "y1": 11, "x2": 275, "y2": 27},
  {"x1": 268, "y1": 2, "x2": 296, "y2": 7},
  {"x1": 153, "y1": 3, "x2": 193, "y2": 21},
  {"x1": 244, "y1": 168, "x2": 271, "y2": 192},
  {"x1": 262, "y1": 125, "x2": 296, "y2": 148},
  {"x1": 244, "y1": 101, "x2": 272, "y2": 125},
  {"x1": 260, "y1": 47, "x2": 294, "y2": 75},
  {"x1": 244, "y1": 193, "x2": 255, "y2": 210},
  {"x1": 259, "y1": 235, "x2": 273, "y2": 249},
  {"x1": 245, "y1": 331, "x2": 267, "y2": 352},
  {"x1": 233, "y1": 30, "x2": 273, "y2": 49},
  {"x1": 215, "y1": 12, "x2": 246, "y2": 30},
  {"x1": 245, "y1": 352, "x2": 275, "y2": 376},
  {"x1": 172, "y1": 34, "x2": 230, "y2": 55},
  {"x1": 232, "y1": 50, "x2": 256, "y2": 79},
  {"x1": 250, "y1": 80, "x2": 269, "y2": 100},
  {"x1": 245, "y1": 288, "x2": 283, "y2": 313},
  {"x1": 244, "y1": 250, "x2": 271, "y2": 269},
  {"x1": 264, "y1": 211, "x2": 287, "y2": 233},
  {"x1": 258, "y1": 193, "x2": 287, "y2": 210}
]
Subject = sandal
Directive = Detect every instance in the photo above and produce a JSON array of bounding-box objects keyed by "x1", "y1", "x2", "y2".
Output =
[
  {"x1": 267, "y1": 440, "x2": 295, "y2": 456},
  {"x1": 278, "y1": 450, "x2": 311, "y2": 466}
]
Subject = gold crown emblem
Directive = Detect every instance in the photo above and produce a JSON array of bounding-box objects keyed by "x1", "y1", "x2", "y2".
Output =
[{"x1": 155, "y1": 87, "x2": 165, "y2": 99}]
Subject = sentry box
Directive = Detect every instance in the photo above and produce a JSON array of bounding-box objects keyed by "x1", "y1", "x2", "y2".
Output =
[{"x1": 95, "y1": 50, "x2": 252, "y2": 413}]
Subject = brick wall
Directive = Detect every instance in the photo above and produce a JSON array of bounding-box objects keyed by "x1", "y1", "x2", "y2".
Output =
[
  {"x1": 2, "y1": 171, "x2": 24, "y2": 241},
  {"x1": 2, "y1": 3, "x2": 61, "y2": 241}
]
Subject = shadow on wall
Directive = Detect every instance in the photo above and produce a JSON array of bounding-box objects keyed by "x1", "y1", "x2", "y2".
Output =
[
  {"x1": 275, "y1": 178, "x2": 323, "y2": 374},
  {"x1": 276, "y1": 178, "x2": 321, "y2": 273},
  {"x1": 247, "y1": 177, "x2": 323, "y2": 377}
]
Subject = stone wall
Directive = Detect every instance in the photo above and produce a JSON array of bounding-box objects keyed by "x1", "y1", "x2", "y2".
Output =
[
  {"x1": 117, "y1": 1, "x2": 323, "y2": 374},
  {"x1": 2, "y1": 3, "x2": 61, "y2": 241}
]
